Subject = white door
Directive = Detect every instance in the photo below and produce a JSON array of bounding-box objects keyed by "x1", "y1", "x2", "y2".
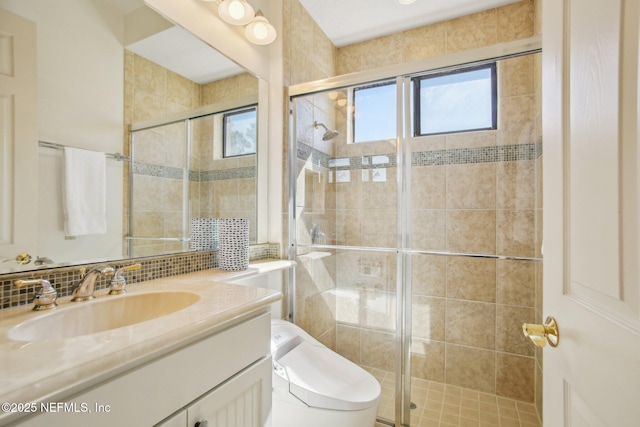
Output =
[
  {"x1": 0, "y1": 8, "x2": 38, "y2": 263},
  {"x1": 543, "y1": 0, "x2": 640, "y2": 425}
]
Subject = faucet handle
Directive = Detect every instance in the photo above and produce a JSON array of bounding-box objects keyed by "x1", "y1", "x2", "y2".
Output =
[
  {"x1": 14, "y1": 279, "x2": 57, "y2": 311},
  {"x1": 108, "y1": 263, "x2": 141, "y2": 295}
]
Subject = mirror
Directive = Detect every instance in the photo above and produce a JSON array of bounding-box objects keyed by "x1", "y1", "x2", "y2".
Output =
[{"x1": 0, "y1": 0, "x2": 265, "y2": 274}]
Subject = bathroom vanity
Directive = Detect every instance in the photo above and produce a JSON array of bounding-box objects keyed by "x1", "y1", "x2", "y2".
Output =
[{"x1": 0, "y1": 261, "x2": 293, "y2": 427}]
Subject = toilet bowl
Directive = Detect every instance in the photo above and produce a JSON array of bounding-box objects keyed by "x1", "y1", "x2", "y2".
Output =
[{"x1": 270, "y1": 319, "x2": 381, "y2": 427}]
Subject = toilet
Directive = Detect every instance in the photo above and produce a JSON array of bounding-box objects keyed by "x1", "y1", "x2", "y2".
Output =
[{"x1": 270, "y1": 319, "x2": 381, "y2": 427}]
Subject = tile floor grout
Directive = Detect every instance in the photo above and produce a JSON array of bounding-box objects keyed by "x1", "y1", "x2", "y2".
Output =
[{"x1": 367, "y1": 367, "x2": 542, "y2": 427}]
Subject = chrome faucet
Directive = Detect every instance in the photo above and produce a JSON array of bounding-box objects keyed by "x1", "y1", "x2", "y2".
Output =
[
  {"x1": 108, "y1": 263, "x2": 141, "y2": 295},
  {"x1": 14, "y1": 279, "x2": 58, "y2": 311},
  {"x1": 72, "y1": 265, "x2": 115, "y2": 302}
]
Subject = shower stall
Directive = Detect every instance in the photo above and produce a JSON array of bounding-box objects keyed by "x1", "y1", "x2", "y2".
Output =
[
  {"x1": 288, "y1": 48, "x2": 542, "y2": 426},
  {"x1": 126, "y1": 96, "x2": 258, "y2": 258}
]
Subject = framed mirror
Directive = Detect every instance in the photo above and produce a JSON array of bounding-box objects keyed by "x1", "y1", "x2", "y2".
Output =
[{"x1": 0, "y1": 0, "x2": 267, "y2": 274}]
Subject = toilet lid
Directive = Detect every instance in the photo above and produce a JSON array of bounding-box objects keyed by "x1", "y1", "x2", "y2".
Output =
[{"x1": 277, "y1": 341, "x2": 381, "y2": 411}]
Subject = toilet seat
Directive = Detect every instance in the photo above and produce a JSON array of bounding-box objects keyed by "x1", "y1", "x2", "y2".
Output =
[{"x1": 277, "y1": 340, "x2": 381, "y2": 411}]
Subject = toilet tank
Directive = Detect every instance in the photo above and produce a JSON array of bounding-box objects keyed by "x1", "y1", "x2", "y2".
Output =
[{"x1": 226, "y1": 263, "x2": 294, "y2": 319}]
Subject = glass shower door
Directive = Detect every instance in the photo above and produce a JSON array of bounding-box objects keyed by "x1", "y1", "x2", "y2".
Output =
[
  {"x1": 291, "y1": 80, "x2": 407, "y2": 426},
  {"x1": 128, "y1": 120, "x2": 190, "y2": 257}
]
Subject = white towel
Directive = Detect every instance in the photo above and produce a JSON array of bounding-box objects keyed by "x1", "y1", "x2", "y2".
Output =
[{"x1": 63, "y1": 147, "x2": 107, "y2": 236}]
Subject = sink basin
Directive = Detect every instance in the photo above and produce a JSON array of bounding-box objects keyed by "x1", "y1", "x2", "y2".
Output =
[{"x1": 8, "y1": 291, "x2": 200, "y2": 342}]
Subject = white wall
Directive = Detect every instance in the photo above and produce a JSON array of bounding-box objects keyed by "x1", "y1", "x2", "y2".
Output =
[{"x1": 0, "y1": 0, "x2": 125, "y2": 263}]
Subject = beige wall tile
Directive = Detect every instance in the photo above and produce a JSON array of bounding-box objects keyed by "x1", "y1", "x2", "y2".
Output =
[
  {"x1": 335, "y1": 250, "x2": 362, "y2": 286},
  {"x1": 336, "y1": 43, "x2": 361, "y2": 75},
  {"x1": 412, "y1": 254, "x2": 447, "y2": 297},
  {"x1": 360, "y1": 251, "x2": 397, "y2": 291},
  {"x1": 133, "y1": 55, "x2": 166, "y2": 98},
  {"x1": 362, "y1": 329, "x2": 396, "y2": 371},
  {"x1": 446, "y1": 257, "x2": 497, "y2": 303},
  {"x1": 446, "y1": 299, "x2": 496, "y2": 349},
  {"x1": 445, "y1": 131, "x2": 496, "y2": 149},
  {"x1": 412, "y1": 165, "x2": 446, "y2": 209},
  {"x1": 447, "y1": 210, "x2": 496, "y2": 254},
  {"x1": 336, "y1": 172, "x2": 362, "y2": 209},
  {"x1": 402, "y1": 22, "x2": 447, "y2": 63},
  {"x1": 447, "y1": 163, "x2": 496, "y2": 209},
  {"x1": 496, "y1": 209, "x2": 535, "y2": 257},
  {"x1": 213, "y1": 181, "x2": 239, "y2": 212},
  {"x1": 496, "y1": 353, "x2": 535, "y2": 402},
  {"x1": 496, "y1": 304, "x2": 535, "y2": 356},
  {"x1": 497, "y1": 94, "x2": 536, "y2": 146},
  {"x1": 413, "y1": 209, "x2": 447, "y2": 251},
  {"x1": 362, "y1": 33, "x2": 403, "y2": 70},
  {"x1": 413, "y1": 295, "x2": 445, "y2": 340},
  {"x1": 132, "y1": 175, "x2": 163, "y2": 211},
  {"x1": 497, "y1": 0, "x2": 535, "y2": 43},
  {"x1": 336, "y1": 324, "x2": 362, "y2": 364},
  {"x1": 166, "y1": 71, "x2": 196, "y2": 110},
  {"x1": 446, "y1": 344, "x2": 496, "y2": 393},
  {"x1": 361, "y1": 208, "x2": 396, "y2": 247},
  {"x1": 335, "y1": 209, "x2": 362, "y2": 246},
  {"x1": 363, "y1": 167, "x2": 397, "y2": 209},
  {"x1": 497, "y1": 259, "x2": 535, "y2": 306},
  {"x1": 412, "y1": 339, "x2": 446, "y2": 382},
  {"x1": 313, "y1": 22, "x2": 336, "y2": 77},
  {"x1": 496, "y1": 160, "x2": 535, "y2": 209},
  {"x1": 445, "y1": 9, "x2": 497, "y2": 53},
  {"x1": 163, "y1": 178, "x2": 183, "y2": 211},
  {"x1": 499, "y1": 55, "x2": 535, "y2": 98}
]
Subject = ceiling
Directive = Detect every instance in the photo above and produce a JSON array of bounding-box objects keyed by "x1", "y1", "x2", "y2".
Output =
[
  {"x1": 297, "y1": 0, "x2": 521, "y2": 47},
  {"x1": 122, "y1": 0, "x2": 522, "y2": 83}
]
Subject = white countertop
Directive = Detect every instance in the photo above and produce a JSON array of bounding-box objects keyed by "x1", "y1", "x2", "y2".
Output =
[{"x1": 0, "y1": 260, "x2": 293, "y2": 425}]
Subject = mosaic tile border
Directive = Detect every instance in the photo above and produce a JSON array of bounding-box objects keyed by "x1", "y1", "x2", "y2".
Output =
[
  {"x1": 133, "y1": 162, "x2": 256, "y2": 182},
  {"x1": 297, "y1": 140, "x2": 543, "y2": 170},
  {"x1": 0, "y1": 243, "x2": 280, "y2": 310}
]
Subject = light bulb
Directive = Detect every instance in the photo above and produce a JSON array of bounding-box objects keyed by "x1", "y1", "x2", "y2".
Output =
[
  {"x1": 228, "y1": 0, "x2": 245, "y2": 20},
  {"x1": 244, "y1": 12, "x2": 276, "y2": 45},
  {"x1": 252, "y1": 22, "x2": 269, "y2": 40},
  {"x1": 218, "y1": 0, "x2": 254, "y2": 26}
]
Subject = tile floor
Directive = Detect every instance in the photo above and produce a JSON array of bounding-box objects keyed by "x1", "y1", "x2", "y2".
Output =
[{"x1": 368, "y1": 368, "x2": 541, "y2": 427}]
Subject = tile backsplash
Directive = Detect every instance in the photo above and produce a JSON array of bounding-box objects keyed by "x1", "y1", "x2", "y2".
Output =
[{"x1": 0, "y1": 243, "x2": 279, "y2": 310}]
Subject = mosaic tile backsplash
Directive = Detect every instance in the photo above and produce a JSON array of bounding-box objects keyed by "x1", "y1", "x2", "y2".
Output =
[
  {"x1": 0, "y1": 243, "x2": 279, "y2": 310},
  {"x1": 297, "y1": 141, "x2": 542, "y2": 171}
]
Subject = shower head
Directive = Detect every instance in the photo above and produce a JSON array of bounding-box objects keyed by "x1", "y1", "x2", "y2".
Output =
[{"x1": 314, "y1": 121, "x2": 339, "y2": 141}]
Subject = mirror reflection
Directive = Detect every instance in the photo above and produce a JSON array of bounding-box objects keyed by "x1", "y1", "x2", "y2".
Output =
[{"x1": 0, "y1": 0, "x2": 260, "y2": 274}]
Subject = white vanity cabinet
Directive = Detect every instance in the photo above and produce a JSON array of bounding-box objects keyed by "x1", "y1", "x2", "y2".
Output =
[
  {"x1": 158, "y1": 357, "x2": 271, "y2": 427},
  {"x1": 12, "y1": 311, "x2": 272, "y2": 427}
]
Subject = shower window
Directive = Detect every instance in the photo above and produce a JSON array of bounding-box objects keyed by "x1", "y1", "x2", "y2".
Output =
[
  {"x1": 413, "y1": 63, "x2": 497, "y2": 136},
  {"x1": 352, "y1": 80, "x2": 397, "y2": 143},
  {"x1": 223, "y1": 106, "x2": 257, "y2": 157}
]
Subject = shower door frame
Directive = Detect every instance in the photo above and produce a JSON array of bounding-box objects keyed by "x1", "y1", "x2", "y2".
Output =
[{"x1": 287, "y1": 35, "x2": 542, "y2": 427}]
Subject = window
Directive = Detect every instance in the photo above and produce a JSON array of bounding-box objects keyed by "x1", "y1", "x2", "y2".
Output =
[
  {"x1": 413, "y1": 63, "x2": 497, "y2": 136},
  {"x1": 223, "y1": 107, "x2": 257, "y2": 157},
  {"x1": 352, "y1": 81, "x2": 397, "y2": 143}
]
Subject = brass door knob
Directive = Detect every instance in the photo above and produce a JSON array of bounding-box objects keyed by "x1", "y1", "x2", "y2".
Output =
[{"x1": 522, "y1": 316, "x2": 559, "y2": 348}]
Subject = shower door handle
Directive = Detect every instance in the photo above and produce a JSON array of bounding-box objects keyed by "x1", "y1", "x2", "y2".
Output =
[{"x1": 522, "y1": 316, "x2": 559, "y2": 348}]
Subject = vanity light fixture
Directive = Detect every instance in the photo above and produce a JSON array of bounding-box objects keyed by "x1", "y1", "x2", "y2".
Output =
[
  {"x1": 218, "y1": 0, "x2": 255, "y2": 26},
  {"x1": 201, "y1": 0, "x2": 277, "y2": 45},
  {"x1": 244, "y1": 10, "x2": 277, "y2": 45}
]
